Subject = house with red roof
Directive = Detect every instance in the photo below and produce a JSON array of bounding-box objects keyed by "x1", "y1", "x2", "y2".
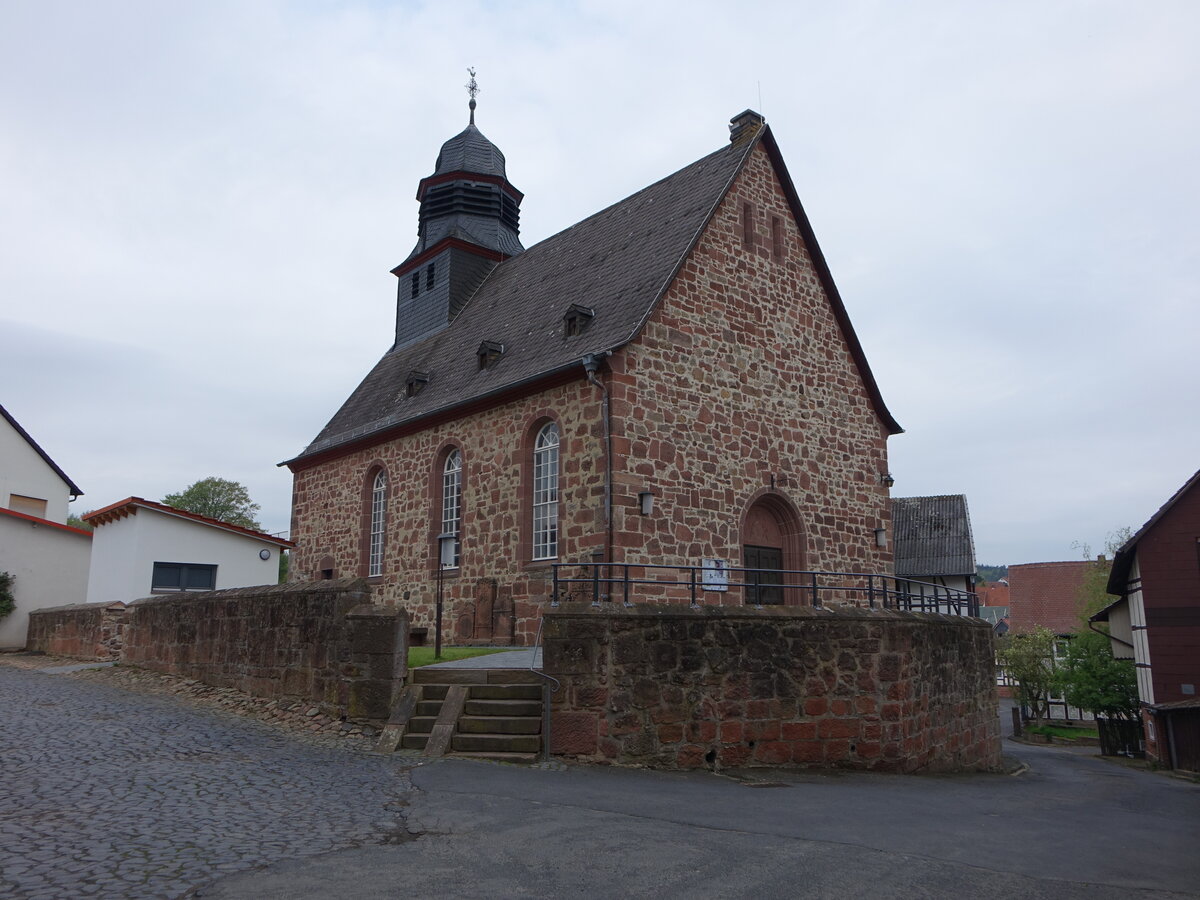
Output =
[
  {"x1": 1006, "y1": 560, "x2": 1102, "y2": 636},
  {"x1": 0, "y1": 403, "x2": 92, "y2": 648},
  {"x1": 82, "y1": 498, "x2": 294, "y2": 606}
]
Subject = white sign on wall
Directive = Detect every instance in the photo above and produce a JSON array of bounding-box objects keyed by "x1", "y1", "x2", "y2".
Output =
[{"x1": 702, "y1": 558, "x2": 728, "y2": 592}]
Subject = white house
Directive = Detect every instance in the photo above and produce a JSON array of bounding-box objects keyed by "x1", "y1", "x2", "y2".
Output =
[
  {"x1": 83, "y1": 497, "x2": 294, "y2": 605},
  {"x1": 0, "y1": 403, "x2": 91, "y2": 648}
]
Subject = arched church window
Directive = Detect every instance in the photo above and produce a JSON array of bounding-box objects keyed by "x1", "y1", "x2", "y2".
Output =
[
  {"x1": 532, "y1": 422, "x2": 560, "y2": 560},
  {"x1": 441, "y1": 448, "x2": 462, "y2": 568},
  {"x1": 368, "y1": 469, "x2": 387, "y2": 577}
]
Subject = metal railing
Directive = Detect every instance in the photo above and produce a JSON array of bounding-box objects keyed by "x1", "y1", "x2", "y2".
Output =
[
  {"x1": 527, "y1": 616, "x2": 560, "y2": 764},
  {"x1": 551, "y1": 562, "x2": 980, "y2": 617}
]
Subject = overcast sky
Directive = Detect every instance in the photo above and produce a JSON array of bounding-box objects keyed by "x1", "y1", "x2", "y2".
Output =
[{"x1": 2, "y1": 1, "x2": 1197, "y2": 566}]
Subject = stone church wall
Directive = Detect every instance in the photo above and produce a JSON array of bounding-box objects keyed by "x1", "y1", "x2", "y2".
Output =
[
  {"x1": 605, "y1": 143, "x2": 893, "y2": 583},
  {"x1": 545, "y1": 603, "x2": 1002, "y2": 772},
  {"x1": 289, "y1": 381, "x2": 605, "y2": 645}
]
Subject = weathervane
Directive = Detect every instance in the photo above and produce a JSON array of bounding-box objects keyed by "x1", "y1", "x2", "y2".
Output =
[{"x1": 466, "y1": 67, "x2": 479, "y2": 125}]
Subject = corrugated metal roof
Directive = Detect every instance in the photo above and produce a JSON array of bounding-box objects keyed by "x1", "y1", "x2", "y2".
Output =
[{"x1": 892, "y1": 494, "x2": 976, "y2": 577}]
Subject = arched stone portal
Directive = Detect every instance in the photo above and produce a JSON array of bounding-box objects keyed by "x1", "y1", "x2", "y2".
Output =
[{"x1": 740, "y1": 492, "x2": 807, "y2": 605}]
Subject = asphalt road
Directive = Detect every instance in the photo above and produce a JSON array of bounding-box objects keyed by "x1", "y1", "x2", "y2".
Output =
[{"x1": 2, "y1": 661, "x2": 1197, "y2": 899}]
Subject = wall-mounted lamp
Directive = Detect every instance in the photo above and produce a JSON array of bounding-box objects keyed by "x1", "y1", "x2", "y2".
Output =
[
  {"x1": 638, "y1": 491, "x2": 655, "y2": 515},
  {"x1": 874, "y1": 527, "x2": 888, "y2": 548},
  {"x1": 881, "y1": 472, "x2": 896, "y2": 488}
]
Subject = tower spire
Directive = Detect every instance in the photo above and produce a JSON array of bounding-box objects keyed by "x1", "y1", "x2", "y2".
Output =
[{"x1": 466, "y1": 67, "x2": 479, "y2": 125}]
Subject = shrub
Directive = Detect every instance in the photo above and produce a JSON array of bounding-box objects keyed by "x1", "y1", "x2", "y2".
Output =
[{"x1": 0, "y1": 572, "x2": 14, "y2": 620}]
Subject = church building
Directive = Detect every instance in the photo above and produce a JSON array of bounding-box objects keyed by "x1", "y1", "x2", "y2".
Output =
[{"x1": 283, "y1": 99, "x2": 902, "y2": 645}]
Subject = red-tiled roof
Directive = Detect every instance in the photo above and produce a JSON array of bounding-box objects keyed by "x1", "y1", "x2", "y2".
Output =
[
  {"x1": 1007, "y1": 560, "x2": 1098, "y2": 635},
  {"x1": 0, "y1": 506, "x2": 93, "y2": 537},
  {"x1": 977, "y1": 582, "x2": 1010, "y2": 608},
  {"x1": 83, "y1": 497, "x2": 294, "y2": 548}
]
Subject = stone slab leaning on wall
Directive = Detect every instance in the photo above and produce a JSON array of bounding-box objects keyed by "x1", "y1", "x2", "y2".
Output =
[{"x1": 544, "y1": 603, "x2": 1001, "y2": 773}]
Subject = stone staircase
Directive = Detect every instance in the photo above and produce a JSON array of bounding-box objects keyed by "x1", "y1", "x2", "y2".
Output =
[{"x1": 378, "y1": 667, "x2": 545, "y2": 762}]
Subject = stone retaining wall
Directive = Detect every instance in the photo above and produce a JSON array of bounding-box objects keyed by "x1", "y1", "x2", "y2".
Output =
[
  {"x1": 26, "y1": 602, "x2": 127, "y2": 660},
  {"x1": 122, "y1": 579, "x2": 406, "y2": 722},
  {"x1": 544, "y1": 603, "x2": 1001, "y2": 772}
]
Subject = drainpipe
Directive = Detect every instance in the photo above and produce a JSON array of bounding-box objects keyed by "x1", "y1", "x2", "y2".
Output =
[{"x1": 581, "y1": 353, "x2": 613, "y2": 566}]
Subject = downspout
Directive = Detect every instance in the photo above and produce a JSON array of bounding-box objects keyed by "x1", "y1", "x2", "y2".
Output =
[{"x1": 582, "y1": 353, "x2": 613, "y2": 565}]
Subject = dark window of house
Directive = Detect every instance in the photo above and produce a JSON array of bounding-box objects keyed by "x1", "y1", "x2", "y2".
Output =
[
  {"x1": 771, "y1": 215, "x2": 783, "y2": 260},
  {"x1": 411, "y1": 272, "x2": 420, "y2": 299},
  {"x1": 152, "y1": 562, "x2": 217, "y2": 592},
  {"x1": 743, "y1": 202, "x2": 755, "y2": 247},
  {"x1": 426, "y1": 263, "x2": 436, "y2": 290}
]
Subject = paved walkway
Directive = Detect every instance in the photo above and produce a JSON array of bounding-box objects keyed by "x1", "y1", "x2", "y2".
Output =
[
  {"x1": 0, "y1": 664, "x2": 416, "y2": 899},
  {"x1": 424, "y1": 648, "x2": 541, "y2": 668}
]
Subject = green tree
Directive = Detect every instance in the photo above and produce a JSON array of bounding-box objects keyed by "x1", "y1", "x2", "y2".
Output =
[
  {"x1": 0, "y1": 572, "x2": 15, "y2": 620},
  {"x1": 1073, "y1": 527, "x2": 1133, "y2": 624},
  {"x1": 67, "y1": 512, "x2": 94, "y2": 531},
  {"x1": 998, "y1": 626, "x2": 1058, "y2": 724},
  {"x1": 1055, "y1": 630, "x2": 1139, "y2": 721},
  {"x1": 278, "y1": 550, "x2": 289, "y2": 584},
  {"x1": 162, "y1": 477, "x2": 263, "y2": 531},
  {"x1": 976, "y1": 564, "x2": 1008, "y2": 585}
]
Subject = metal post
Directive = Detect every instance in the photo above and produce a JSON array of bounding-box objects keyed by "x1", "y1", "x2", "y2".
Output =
[
  {"x1": 810, "y1": 572, "x2": 819, "y2": 608},
  {"x1": 690, "y1": 565, "x2": 699, "y2": 608},
  {"x1": 752, "y1": 568, "x2": 761, "y2": 609},
  {"x1": 435, "y1": 554, "x2": 444, "y2": 661},
  {"x1": 623, "y1": 564, "x2": 631, "y2": 607},
  {"x1": 591, "y1": 560, "x2": 601, "y2": 607},
  {"x1": 867, "y1": 574, "x2": 875, "y2": 609}
]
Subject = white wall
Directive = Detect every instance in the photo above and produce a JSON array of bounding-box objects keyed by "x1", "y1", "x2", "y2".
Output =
[
  {"x1": 0, "y1": 513, "x2": 92, "y2": 648},
  {"x1": 85, "y1": 506, "x2": 282, "y2": 605},
  {"x1": 0, "y1": 414, "x2": 74, "y2": 524}
]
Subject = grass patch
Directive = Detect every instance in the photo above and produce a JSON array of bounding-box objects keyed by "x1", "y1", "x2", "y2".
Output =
[
  {"x1": 1026, "y1": 723, "x2": 1099, "y2": 740},
  {"x1": 408, "y1": 646, "x2": 511, "y2": 669}
]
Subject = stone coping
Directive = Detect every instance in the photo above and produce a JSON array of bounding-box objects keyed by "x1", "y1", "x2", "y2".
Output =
[
  {"x1": 124, "y1": 577, "x2": 370, "y2": 607},
  {"x1": 545, "y1": 601, "x2": 991, "y2": 628}
]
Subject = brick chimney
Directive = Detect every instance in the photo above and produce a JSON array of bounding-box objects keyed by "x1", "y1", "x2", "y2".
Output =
[{"x1": 729, "y1": 109, "x2": 765, "y2": 143}]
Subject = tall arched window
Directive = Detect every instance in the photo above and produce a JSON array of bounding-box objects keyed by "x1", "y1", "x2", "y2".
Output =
[
  {"x1": 368, "y1": 469, "x2": 387, "y2": 577},
  {"x1": 441, "y1": 448, "x2": 462, "y2": 568},
  {"x1": 532, "y1": 422, "x2": 560, "y2": 560}
]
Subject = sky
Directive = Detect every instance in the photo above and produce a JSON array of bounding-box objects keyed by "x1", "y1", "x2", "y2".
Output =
[{"x1": 2, "y1": 1, "x2": 1197, "y2": 566}]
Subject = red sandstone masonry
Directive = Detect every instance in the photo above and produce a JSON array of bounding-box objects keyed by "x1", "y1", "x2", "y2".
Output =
[
  {"x1": 121, "y1": 579, "x2": 406, "y2": 722},
  {"x1": 27, "y1": 602, "x2": 127, "y2": 660},
  {"x1": 544, "y1": 603, "x2": 1002, "y2": 773}
]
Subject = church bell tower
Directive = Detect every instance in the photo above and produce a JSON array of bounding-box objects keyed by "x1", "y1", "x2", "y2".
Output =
[{"x1": 391, "y1": 71, "x2": 524, "y2": 348}]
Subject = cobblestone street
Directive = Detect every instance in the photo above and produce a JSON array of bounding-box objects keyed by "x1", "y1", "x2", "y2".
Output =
[{"x1": 0, "y1": 661, "x2": 414, "y2": 899}]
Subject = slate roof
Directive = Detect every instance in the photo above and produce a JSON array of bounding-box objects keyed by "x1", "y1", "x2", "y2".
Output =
[
  {"x1": 434, "y1": 124, "x2": 508, "y2": 178},
  {"x1": 892, "y1": 494, "x2": 976, "y2": 577},
  {"x1": 0, "y1": 403, "x2": 83, "y2": 497},
  {"x1": 286, "y1": 117, "x2": 901, "y2": 467}
]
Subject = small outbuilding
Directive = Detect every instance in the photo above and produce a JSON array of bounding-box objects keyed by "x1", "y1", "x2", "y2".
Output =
[
  {"x1": 83, "y1": 497, "x2": 294, "y2": 605},
  {"x1": 892, "y1": 494, "x2": 977, "y2": 597}
]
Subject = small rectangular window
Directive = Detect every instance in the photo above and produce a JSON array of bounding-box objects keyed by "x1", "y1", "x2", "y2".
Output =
[
  {"x1": 426, "y1": 263, "x2": 436, "y2": 290},
  {"x1": 152, "y1": 562, "x2": 216, "y2": 592},
  {"x1": 771, "y1": 215, "x2": 783, "y2": 260},
  {"x1": 8, "y1": 494, "x2": 48, "y2": 518},
  {"x1": 411, "y1": 272, "x2": 420, "y2": 299}
]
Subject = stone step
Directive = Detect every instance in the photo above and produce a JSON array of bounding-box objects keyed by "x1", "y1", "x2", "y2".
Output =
[
  {"x1": 401, "y1": 733, "x2": 429, "y2": 750},
  {"x1": 464, "y1": 698, "x2": 542, "y2": 717},
  {"x1": 407, "y1": 716, "x2": 437, "y2": 734},
  {"x1": 451, "y1": 732, "x2": 541, "y2": 754},
  {"x1": 415, "y1": 701, "x2": 443, "y2": 717},
  {"x1": 469, "y1": 684, "x2": 542, "y2": 701},
  {"x1": 419, "y1": 685, "x2": 449, "y2": 700},
  {"x1": 449, "y1": 750, "x2": 540, "y2": 764},
  {"x1": 411, "y1": 668, "x2": 543, "y2": 686},
  {"x1": 457, "y1": 715, "x2": 541, "y2": 735}
]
